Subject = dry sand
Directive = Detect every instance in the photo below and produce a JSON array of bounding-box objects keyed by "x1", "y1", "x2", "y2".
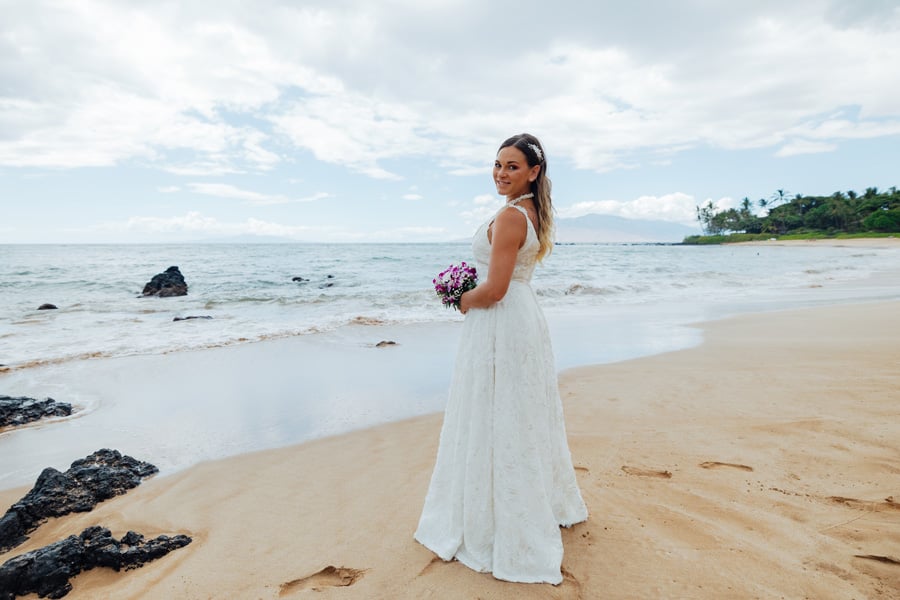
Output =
[{"x1": 1, "y1": 301, "x2": 898, "y2": 599}]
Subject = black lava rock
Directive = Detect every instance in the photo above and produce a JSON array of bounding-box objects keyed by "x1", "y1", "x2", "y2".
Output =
[
  {"x1": 0, "y1": 396, "x2": 72, "y2": 429},
  {"x1": 36, "y1": 304, "x2": 57, "y2": 310},
  {"x1": 0, "y1": 450, "x2": 158, "y2": 553},
  {"x1": 0, "y1": 526, "x2": 191, "y2": 599},
  {"x1": 291, "y1": 276, "x2": 309, "y2": 283},
  {"x1": 172, "y1": 315, "x2": 212, "y2": 322},
  {"x1": 141, "y1": 266, "x2": 187, "y2": 297}
]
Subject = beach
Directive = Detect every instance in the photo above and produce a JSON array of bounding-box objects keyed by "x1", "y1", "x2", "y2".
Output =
[
  {"x1": 1, "y1": 299, "x2": 898, "y2": 599},
  {"x1": 730, "y1": 237, "x2": 900, "y2": 248}
]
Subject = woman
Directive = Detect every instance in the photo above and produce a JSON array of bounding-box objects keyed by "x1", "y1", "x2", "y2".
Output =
[{"x1": 415, "y1": 133, "x2": 588, "y2": 584}]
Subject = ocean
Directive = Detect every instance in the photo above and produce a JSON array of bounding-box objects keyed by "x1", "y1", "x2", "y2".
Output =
[
  {"x1": 2, "y1": 241, "x2": 899, "y2": 489},
  {"x1": 3, "y1": 242, "x2": 900, "y2": 371}
]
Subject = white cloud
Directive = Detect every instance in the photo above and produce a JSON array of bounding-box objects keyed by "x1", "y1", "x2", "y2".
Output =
[
  {"x1": 94, "y1": 211, "x2": 318, "y2": 239},
  {"x1": 403, "y1": 193, "x2": 423, "y2": 201},
  {"x1": 776, "y1": 140, "x2": 838, "y2": 157},
  {"x1": 269, "y1": 93, "x2": 436, "y2": 179},
  {"x1": 460, "y1": 194, "x2": 504, "y2": 225},
  {"x1": 157, "y1": 185, "x2": 180, "y2": 193},
  {"x1": 187, "y1": 183, "x2": 329, "y2": 205},
  {"x1": 1, "y1": 0, "x2": 899, "y2": 186},
  {"x1": 473, "y1": 194, "x2": 499, "y2": 205},
  {"x1": 560, "y1": 192, "x2": 725, "y2": 226}
]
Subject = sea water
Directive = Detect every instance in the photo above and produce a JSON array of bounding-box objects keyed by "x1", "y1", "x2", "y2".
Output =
[
  {"x1": 1, "y1": 242, "x2": 899, "y2": 488},
  {"x1": 2, "y1": 242, "x2": 899, "y2": 370}
]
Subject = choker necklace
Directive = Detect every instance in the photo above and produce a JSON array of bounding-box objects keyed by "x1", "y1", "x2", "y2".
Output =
[{"x1": 506, "y1": 192, "x2": 534, "y2": 206}]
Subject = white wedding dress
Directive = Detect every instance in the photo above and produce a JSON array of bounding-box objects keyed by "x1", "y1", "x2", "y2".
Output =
[{"x1": 415, "y1": 204, "x2": 588, "y2": 584}]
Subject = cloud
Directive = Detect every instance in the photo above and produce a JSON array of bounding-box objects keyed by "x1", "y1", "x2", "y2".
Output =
[
  {"x1": 1, "y1": 1, "x2": 898, "y2": 179},
  {"x1": 473, "y1": 194, "x2": 498, "y2": 205},
  {"x1": 460, "y1": 194, "x2": 504, "y2": 225},
  {"x1": 94, "y1": 211, "x2": 317, "y2": 239},
  {"x1": 776, "y1": 140, "x2": 838, "y2": 157},
  {"x1": 157, "y1": 185, "x2": 181, "y2": 193},
  {"x1": 402, "y1": 193, "x2": 423, "y2": 201},
  {"x1": 187, "y1": 183, "x2": 329, "y2": 205},
  {"x1": 269, "y1": 93, "x2": 435, "y2": 179},
  {"x1": 560, "y1": 192, "x2": 729, "y2": 226}
]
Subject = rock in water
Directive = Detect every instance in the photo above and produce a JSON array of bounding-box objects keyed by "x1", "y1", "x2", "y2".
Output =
[
  {"x1": 37, "y1": 304, "x2": 58, "y2": 310},
  {"x1": 0, "y1": 526, "x2": 192, "y2": 600},
  {"x1": 0, "y1": 449, "x2": 158, "y2": 553},
  {"x1": 0, "y1": 396, "x2": 72, "y2": 429},
  {"x1": 141, "y1": 266, "x2": 187, "y2": 297}
]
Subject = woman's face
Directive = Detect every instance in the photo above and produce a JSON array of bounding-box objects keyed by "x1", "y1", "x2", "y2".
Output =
[{"x1": 494, "y1": 145, "x2": 539, "y2": 200}]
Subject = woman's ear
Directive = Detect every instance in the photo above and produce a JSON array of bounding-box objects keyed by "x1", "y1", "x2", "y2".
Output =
[{"x1": 528, "y1": 165, "x2": 541, "y2": 183}]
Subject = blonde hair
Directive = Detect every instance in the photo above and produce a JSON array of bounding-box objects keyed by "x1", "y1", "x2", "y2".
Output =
[{"x1": 498, "y1": 133, "x2": 554, "y2": 261}]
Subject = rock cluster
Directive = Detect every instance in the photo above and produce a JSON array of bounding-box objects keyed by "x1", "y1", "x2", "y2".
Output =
[
  {"x1": 0, "y1": 449, "x2": 158, "y2": 553},
  {"x1": 0, "y1": 526, "x2": 192, "y2": 599},
  {"x1": 141, "y1": 266, "x2": 187, "y2": 297},
  {"x1": 0, "y1": 396, "x2": 72, "y2": 429},
  {"x1": 292, "y1": 274, "x2": 335, "y2": 288}
]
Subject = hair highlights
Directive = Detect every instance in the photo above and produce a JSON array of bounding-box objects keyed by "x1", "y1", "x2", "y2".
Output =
[{"x1": 498, "y1": 133, "x2": 554, "y2": 261}]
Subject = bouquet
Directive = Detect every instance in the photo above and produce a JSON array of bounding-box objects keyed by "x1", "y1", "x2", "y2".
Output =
[{"x1": 433, "y1": 262, "x2": 478, "y2": 311}]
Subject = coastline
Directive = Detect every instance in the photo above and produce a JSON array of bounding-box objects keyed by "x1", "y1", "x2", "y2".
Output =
[
  {"x1": 1, "y1": 300, "x2": 898, "y2": 599},
  {"x1": 726, "y1": 236, "x2": 900, "y2": 248},
  {"x1": 0, "y1": 312, "x2": 705, "y2": 491}
]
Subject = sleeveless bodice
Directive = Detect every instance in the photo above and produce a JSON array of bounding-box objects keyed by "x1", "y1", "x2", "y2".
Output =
[{"x1": 472, "y1": 205, "x2": 539, "y2": 283}]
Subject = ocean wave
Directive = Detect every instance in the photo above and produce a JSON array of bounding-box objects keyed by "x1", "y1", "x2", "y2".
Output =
[
  {"x1": 538, "y1": 283, "x2": 630, "y2": 297},
  {"x1": 3, "y1": 243, "x2": 899, "y2": 371}
]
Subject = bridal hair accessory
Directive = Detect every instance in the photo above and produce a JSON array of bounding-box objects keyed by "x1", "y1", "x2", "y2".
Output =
[
  {"x1": 507, "y1": 193, "x2": 534, "y2": 206},
  {"x1": 527, "y1": 143, "x2": 543, "y2": 162}
]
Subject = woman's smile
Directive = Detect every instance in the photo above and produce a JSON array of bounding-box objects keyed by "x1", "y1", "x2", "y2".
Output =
[{"x1": 493, "y1": 146, "x2": 538, "y2": 200}]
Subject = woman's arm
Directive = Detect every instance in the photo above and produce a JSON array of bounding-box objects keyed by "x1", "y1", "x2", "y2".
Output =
[{"x1": 459, "y1": 208, "x2": 526, "y2": 314}]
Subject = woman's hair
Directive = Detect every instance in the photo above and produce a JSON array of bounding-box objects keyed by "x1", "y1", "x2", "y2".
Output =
[{"x1": 498, "y1": 133, "x2": 554, "y2": 261}]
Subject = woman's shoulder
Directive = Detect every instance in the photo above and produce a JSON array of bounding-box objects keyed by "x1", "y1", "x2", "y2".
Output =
[
  {"x1": 497, "y1": 204, "x2": 538, "y2": 234},
  {"x1": 495, "y1": 204, "x2": 529, "y2": 225}
]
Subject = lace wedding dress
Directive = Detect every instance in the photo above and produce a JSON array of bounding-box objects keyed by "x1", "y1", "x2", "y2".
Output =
[{"x1": 415, "y1": 204, "x2": 588, "y2": 584}]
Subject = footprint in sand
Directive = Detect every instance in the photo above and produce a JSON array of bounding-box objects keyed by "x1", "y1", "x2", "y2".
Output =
[
  {"x1": 417, "y1": 556, "x2": 443, "y2": 577},
  {"x1": 561, "y1": 566, "x2": 584, "y2": 600},
  {"x1": 699, "y1": 461, "x2": 754, "y2": 472},
  {"x1": 621, "y1": 465, "x2": 672, "y2": 479},
  {"x1": 279, "y1": 566, "x2": 367, "y2": 595},
  {"x1": 827, "y1": 496, "x2": 900, "y2": 511},
  {"x1": 854, "y1": 554, "x2": 900, "y2": 565}
]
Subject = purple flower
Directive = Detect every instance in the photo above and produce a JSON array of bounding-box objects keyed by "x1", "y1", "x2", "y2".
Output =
[{"x1": 433, "y1": 261, "x2": 477, "y2": 311}]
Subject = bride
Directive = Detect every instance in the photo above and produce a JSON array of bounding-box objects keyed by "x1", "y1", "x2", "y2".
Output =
[{"x1": 414, "y1": 133, "x2": 588, "y2": 584}]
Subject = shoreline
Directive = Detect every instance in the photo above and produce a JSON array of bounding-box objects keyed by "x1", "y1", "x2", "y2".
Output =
[
  {"x1": 0, "y1": 309, "x2": 707, "y2": 491},
  {"x1": 1, "y1": 300, "x2": 898, "y2": 598},
  {"x1": 726, "y1": 236, "x2": 900, "y2": 248}
]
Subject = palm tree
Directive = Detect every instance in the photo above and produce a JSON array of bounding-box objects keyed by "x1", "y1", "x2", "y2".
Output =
[{"x1": 759, "y1": 189, "x2": 790, "y2": 215}]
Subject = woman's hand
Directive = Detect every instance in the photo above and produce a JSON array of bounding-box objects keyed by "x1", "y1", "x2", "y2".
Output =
[{"x1": 459, "y1": 290, "x2": 472, "y2": 314}]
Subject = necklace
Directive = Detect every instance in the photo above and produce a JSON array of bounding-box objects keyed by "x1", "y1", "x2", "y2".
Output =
[{"x1": 506, "y1": 192, "x2": 534, "y2": 206}]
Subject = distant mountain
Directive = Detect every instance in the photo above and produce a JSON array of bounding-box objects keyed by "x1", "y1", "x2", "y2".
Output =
[{"x1": 555, "y1": 213, "x2": 700, "y2": 243}]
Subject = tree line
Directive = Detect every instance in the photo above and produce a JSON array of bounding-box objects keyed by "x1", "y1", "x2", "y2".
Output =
[{"x1": 693, "y1": 187, "x2": 900, "y2": 238}]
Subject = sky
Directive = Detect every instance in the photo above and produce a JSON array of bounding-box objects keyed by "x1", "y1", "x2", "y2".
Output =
[{"x1": 1, "y1": 0, "x2": 899, "y2": 243}]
